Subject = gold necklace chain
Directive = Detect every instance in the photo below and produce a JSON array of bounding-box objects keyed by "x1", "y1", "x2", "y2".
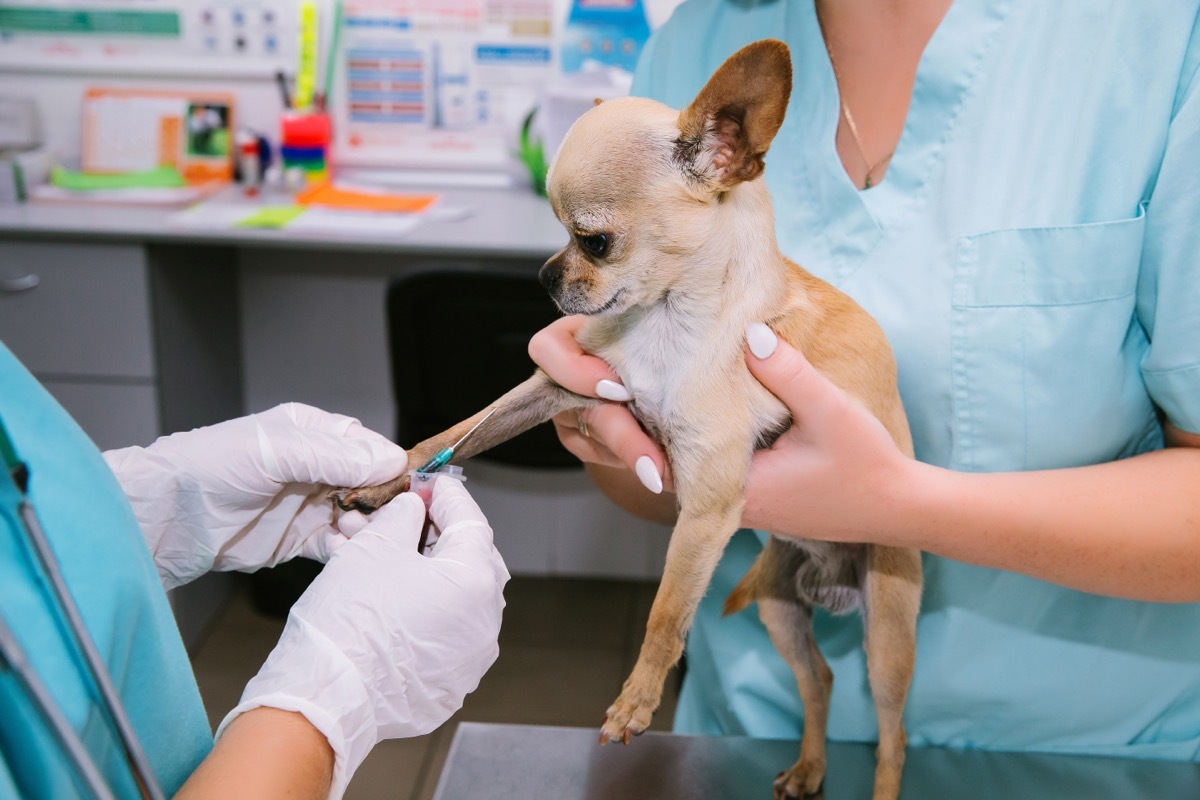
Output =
[{"x1": 824, "y1": 39, "x2": 894, "y2": 189}]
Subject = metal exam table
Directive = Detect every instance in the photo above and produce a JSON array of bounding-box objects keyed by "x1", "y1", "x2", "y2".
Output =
[{"x1": 433, "y1": 722, "x2": 1200, "y2": 799}]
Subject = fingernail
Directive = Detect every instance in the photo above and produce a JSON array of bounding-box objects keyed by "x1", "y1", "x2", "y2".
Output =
[
  {"x1": 746, "y1": 322, "x2": 778, "y2": 359},
  {"x1": 596, "y1": 379, "x2": 633, "y2": 402},
  {"x1": 635, "y1": 455, "x2": 663, "y2": 494}
]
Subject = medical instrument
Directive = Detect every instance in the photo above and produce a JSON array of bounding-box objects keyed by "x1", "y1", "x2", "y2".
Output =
[
  {"x1": 274, "y1": 68, "x2": 292, "y2": 110},
  {"x1": 0, "y1": 419, "x2": 165, "y2": 800},
  {"x1": 410, "y1": 407, "x2": 494, "y2": 553},
  {"x1": 0, "y1": 606, "x2": 114, "y2": 799},
  {"x1": 409, "y1": 465, "x2": 466, "y2": 554},
  {"x1": 416, "y1": 407, "x2": 498, "y2": 473}
]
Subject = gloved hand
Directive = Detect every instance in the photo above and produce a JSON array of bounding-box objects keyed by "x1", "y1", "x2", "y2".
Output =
[
  {"x1": 103, "y1": 403, "x2": 407, "y2": 591},
  {"x1": 217, "y1": 476, "x2": 509, "y2": 798}
]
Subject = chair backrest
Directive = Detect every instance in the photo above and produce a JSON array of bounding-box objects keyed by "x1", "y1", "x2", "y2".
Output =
[{"x1": 386, "y1": 266, "x2": 581, "y2": 469}]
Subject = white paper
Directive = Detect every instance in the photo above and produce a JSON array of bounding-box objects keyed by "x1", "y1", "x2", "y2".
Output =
[
  {"x1": 284, "y1": 207, "x2": 422, "y2": 236},
  {"x1": 331, "y1": 0, "x2": 557, "y2": 172},
  {"x1": 167, "y1": 202, "x2": 260, "y2": 227}
]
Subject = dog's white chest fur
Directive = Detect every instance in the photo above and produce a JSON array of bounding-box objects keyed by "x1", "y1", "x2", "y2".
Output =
[
  {"x1": 580, "y1": 296, "x2": 785, "y2": 457},
  {"x1": 597, "y1": 302, "x2": 715, "y2": 435},
  {"x1": 576, "y1": 183, "x2": 793, "y2": 455},
  {"x1": 580, "y1": 185, "x2": 796, "y2": 453}
]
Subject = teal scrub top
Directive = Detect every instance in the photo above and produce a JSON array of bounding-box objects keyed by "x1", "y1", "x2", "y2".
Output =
[
  {"x1": 0, "y1": 343, "x2": 212, "y2": 797},
  {"x1": 633, "y1": 0, "x2": 1200, "y2": 758}
]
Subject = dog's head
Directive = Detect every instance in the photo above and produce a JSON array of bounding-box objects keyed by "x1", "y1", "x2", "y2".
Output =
[{"x1": 539, "y1": 39, "x2": 792, "y2": 316}]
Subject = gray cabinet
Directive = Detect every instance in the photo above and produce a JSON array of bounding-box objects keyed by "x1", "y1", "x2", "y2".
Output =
[{"x1": 0, "y1": 241, "x2": 159, "y2": 449}]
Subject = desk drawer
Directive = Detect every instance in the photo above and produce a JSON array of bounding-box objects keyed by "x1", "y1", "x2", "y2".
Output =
[{"x1": 0, "y1": 241, "x2": 154, "y2": 378}]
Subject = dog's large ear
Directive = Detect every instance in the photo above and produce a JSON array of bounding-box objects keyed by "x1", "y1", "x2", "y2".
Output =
[{"x1": 675, "y1": 39, "x2": 792, "y2": 191}]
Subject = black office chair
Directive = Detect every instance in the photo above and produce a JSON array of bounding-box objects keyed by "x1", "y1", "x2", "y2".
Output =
[{"x1": 386, "y1": 265, "x2": 581, "y2": 468}]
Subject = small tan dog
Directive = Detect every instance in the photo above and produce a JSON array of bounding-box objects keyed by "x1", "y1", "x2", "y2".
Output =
[{"x1": 338, "y1": 39, "x2": 921, "y2": 800}]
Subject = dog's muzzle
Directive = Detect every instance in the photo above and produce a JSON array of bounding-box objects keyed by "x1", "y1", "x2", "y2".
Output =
[{"x1": 538, "y1": 260, "x2": 564, "y2": 297}]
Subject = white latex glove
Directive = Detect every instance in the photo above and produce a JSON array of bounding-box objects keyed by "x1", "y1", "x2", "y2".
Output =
[
  {"x1": 217, "y1": 477, "x2": 509, "y2": 799},
  {"x1": 103, "y1": 403, "x2": 407, "y2": 591}
]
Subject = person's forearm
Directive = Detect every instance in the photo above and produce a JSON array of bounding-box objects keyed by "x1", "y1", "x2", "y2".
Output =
[
  {"x1": 892, "y1": 445, "x2": 1200, "y2": 602},
  {"x1": 176, "y1": 708, "x2": 334, "y2": 800},
  {"x1": 586, "y1": 464, "x2": 678, "y2": 526}
]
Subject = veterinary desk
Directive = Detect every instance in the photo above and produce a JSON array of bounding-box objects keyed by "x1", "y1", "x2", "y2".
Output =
[{"x1": 432, "y1": 722, "x2": 1200, "y2": 799}]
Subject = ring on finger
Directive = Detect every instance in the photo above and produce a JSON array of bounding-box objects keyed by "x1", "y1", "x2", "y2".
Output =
[{"x1": 577, "y1": 414, "x2": 590, "y2": 438}]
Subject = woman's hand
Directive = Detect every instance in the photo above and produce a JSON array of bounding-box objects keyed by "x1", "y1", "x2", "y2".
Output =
[
  {"x1": 741, "y1": 324, "x2": 1200, "y2": 600},
  {"x1": 529, "y1": 315, "x2": 672, "y2": 494},
  {"x1": 216, "y1": 477, "x2": 509, "y2": 798},
  {"x1": 741, "y1": 323, "x2": 914, "y2": 543}
]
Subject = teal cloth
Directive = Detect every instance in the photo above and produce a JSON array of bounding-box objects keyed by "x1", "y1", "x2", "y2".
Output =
[
  {"x1": 633, "y1": 0, "x2": 1200, "y2": 758},
  {"x1": 0, "y1": 342, "x2": 212, "y2": 796}
]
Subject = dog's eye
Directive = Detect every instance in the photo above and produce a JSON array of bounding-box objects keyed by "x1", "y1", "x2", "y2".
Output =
[{"x1": 578, "y1": 233, "x2": 609, "y2": 258}]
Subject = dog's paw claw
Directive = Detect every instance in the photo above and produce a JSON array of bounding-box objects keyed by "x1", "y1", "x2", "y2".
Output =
[
  {"x1": 599, "y1": 690, "x2": 655, "y2": 745},
  {"x1": 772, "y1": 758, "x2": 825, "y2": 800},
  {"x1": 329, "y1": 488, "x2": 377, "y2": 514}
]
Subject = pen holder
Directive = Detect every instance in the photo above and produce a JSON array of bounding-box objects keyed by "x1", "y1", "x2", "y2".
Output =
[
  {"x1": 280, "y1": 111, "x2": 332, "y2": 184},
  {"x1": 408, "y1": 466, "x2": 466, "y2": 554}
]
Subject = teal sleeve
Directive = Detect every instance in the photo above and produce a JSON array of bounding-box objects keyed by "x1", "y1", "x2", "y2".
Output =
[
  {"x1": 0, "y1": 757, "x2": 19, "y2": 800},
  {"x1": 1137, "y1": 8, "x2": 1200, "y2": 434},
  {"x1": 0, "y1": 343, "x2": 213, "y2": 796}
]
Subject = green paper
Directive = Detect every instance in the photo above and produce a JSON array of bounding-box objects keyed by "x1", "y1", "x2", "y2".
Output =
[
  {"x1": 51, "y1": 165, "x2": 186, "y2": 191},
  {"x1": 235, "y1": 206, "x2": 307, "y2": 229},
  {"x1": 0, "y1": 7, "x2": 181, "y2": 36}
]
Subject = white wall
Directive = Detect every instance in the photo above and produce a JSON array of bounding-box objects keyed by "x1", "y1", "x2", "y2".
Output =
[{"x1": 1, "y1": 0, "x2": 686, "y2": 167}]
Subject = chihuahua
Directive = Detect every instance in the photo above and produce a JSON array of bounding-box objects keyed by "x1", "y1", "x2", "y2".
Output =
[{"x1": 337, "y1": 39, "x2": 921, "y2": 800}]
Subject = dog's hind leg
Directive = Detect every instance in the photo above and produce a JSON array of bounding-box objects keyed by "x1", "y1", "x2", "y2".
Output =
[
  {"x1": 334, "y1": 370, "x2": 593, "y2": 512},
  {"x1": 760, "y1": 597, "x2": 831, "y2": 800},
  {"x1": 728, "y1": 538, "x2": 832, "y2": 799},
  {"x1": 742, "y1": 540, "x2": 833, "y2": 799},
  {"x1": 862, "y1": 545, "x2": 921, "y2": 800}
]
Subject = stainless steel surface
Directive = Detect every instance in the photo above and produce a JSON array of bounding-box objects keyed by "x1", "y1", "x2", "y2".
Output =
[{"x1": 433, "y1": 722, "x2": 1200, "y2": 799}]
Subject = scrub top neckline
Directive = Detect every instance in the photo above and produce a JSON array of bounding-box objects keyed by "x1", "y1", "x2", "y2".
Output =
[{"x1": 793, "y1": 0, "x2": 1013, "y2": 279}]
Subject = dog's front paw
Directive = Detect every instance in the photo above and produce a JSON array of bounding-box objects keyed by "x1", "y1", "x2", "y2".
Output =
[
  {"x1": 330, "y1": 487, "x2": 371, "y2": 513},
  {"x1": 328, "y1": 476, "x2": 410, "y2": 514},
  {"x1": 599, "y1": 685, "x2": 658, "y2": 745},
  {"x1": 773, "y1": 757, "x2": 825, "y2": 800}
]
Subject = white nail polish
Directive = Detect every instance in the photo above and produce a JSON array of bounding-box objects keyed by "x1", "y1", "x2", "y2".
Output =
[
  {"x1": 746, "y1": 322, "x2": 778, "y2": 359},
  {"x1": 635, "y1": 455, "x2": 663, "y2": 494},
  {"x1": 596, "y1": 379, "x2": 633, "y2": 402}
]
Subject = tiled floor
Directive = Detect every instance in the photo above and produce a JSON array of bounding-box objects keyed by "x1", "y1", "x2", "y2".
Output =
[{"x1": 189, "y1": 576, "x2": 681, "y2": 800}]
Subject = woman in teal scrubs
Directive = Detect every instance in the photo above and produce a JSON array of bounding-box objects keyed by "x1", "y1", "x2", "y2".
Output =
[
  {"x1": 0, "y1": 342, "x2": 508, "y2": 798},
  {"x1": 531, "y1": 0, "x2": 1200, "y2": 759}
]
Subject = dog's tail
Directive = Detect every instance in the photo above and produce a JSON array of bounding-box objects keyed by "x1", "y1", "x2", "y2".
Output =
[{"x1": 723, "y1": 558, "x2": 763, "y2": 617}]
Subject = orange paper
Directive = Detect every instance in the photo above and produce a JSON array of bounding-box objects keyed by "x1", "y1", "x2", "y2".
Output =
[{"x1": 295, "y1": 182, "x2": 439, "y2": 214}]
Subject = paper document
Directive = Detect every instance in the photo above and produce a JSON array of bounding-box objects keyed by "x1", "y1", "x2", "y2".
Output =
[
  {"x1": 286, "y1": 207, "x2": 421, "y2": 236},
  {"x1": 330, "y1": 0, "x2": 556, "y2": 172},
  {"x1": 30, "y1": 182, "x2": 221, "y2": 208},
  {"x1": 167, "y1": 202, "x2": 423, "y2": 238}
]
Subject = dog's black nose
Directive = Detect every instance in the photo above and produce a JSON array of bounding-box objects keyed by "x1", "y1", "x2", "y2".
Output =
[{"x1": 538, "y1": 261, "x2": 563, "y2": 295}]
